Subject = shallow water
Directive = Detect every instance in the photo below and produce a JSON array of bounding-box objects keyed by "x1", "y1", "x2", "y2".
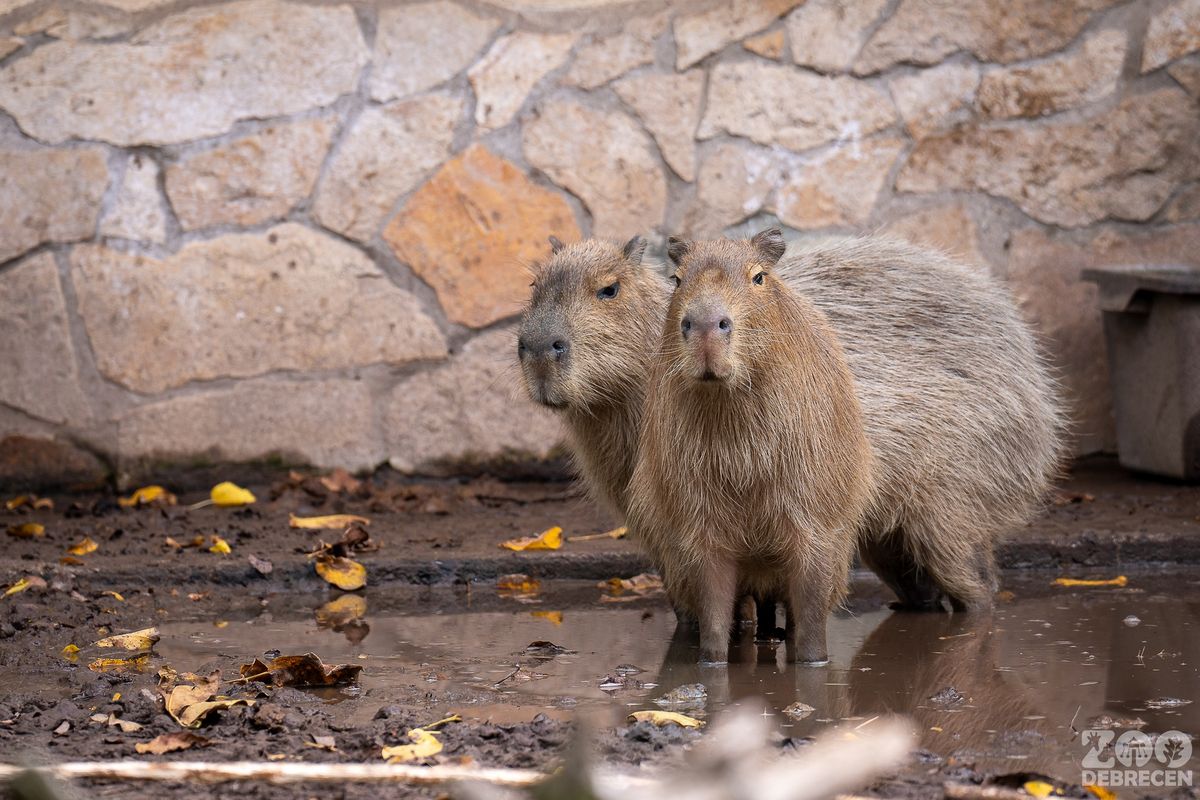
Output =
[{"x1": 155, "y1": 571, "x2": 1200, "y2": 784}]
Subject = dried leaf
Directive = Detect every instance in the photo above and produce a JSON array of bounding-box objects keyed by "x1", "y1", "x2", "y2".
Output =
[
  {"x1": 306, "y1": 735, "x2": 337, "y2": 751},
  {"x1": 92, "y1": 712, "x2": 142, "y2": 733},
  {"x1": 1053, "y1": 575, "x2": 1127, "y2": 588},
  {"x1": 238, "y1": 652, "x2": 362, "y2": 688},
  {"x1": 289, "y1": 513, "x2": 370, "y2": 530},
  {"x1": 627, "y1": 710, "x2": 704, "y2": 728},
  {"x1": 568, "y1": 526, "x2": 628, "y2": 542},
  {"x1": 501, "y1": 526, "x2": 563, "y2": 551},
  {"x1": 7, "y1": 522, "x2": 45, "y2": 539},
  {"x1": 314, "y1": 555, "x2": 366, "y2": 590},
  {"x1": 88, "y1": 655, "x2": 151, "y2": 673},
  {"x1": 211, "y1": 482, "x2": 256, "y2": 507},
  {"x1": 68, "y1": 536, "x2": 99, "y2": 556},
  {"x1": 1024, "y1": 781, "x2": 1059, "y2": 798},
  {"x1": 208, "y1": 536, "x2": 232, "y2": 555},
  {"x1": 102, "y1": 590, "x2": 125, "y2": 602},
  {"x1": 5, "y1": 495, "x2": 52, "y2": 511},
  {"x1": 93, "y1": 627, "x2": 159, "y2": 651},
  {"x1": 62, "y1": 643, "x2": 80, "y2": 658},
  {"x1": 601, "y1": 573, "x2": 664, "y2": 600},
  {"x1": 497, "y1": 573, "x2": 540, "y2": 594},
  {"x1": 59, "y1": 556, "x2": 85, "y2": 566},
  {"x1": 1086, "y1": 786, "x2": 1117, "y2": 800},
  {"x1": 135, "y1": 731, "x2": 212, "y2": 754},
  {"x1": 381, "y1": 728, "x2": 443, "y2": 763},
  {"x1": 4, "y1": 576, "x2": 43, "y2": 598},
  {"x1": 530, "y1": 610, "x2": 563, "y2": 625},
  {"x1": 119, "y1": 486, "x2": 177, "y2": 508},
  {"x1": 164, "y1": 672, "x2": 251, "y2": 728},
  {"x1": 319, "y1": 468, "x2": 362, "y2": 494}
]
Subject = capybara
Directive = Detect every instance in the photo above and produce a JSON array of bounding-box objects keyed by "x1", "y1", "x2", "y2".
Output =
[{"x1": 626, "y1": 229, "x2": 875, "y2": 664}]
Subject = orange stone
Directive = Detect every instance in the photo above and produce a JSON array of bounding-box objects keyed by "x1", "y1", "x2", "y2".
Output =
[{"x1": 383, "y1": 145, "x2": 581, "y2": 328}]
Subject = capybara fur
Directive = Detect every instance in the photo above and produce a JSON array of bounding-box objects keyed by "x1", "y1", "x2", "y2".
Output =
[{"x1": 626, "y1": 229, "x2": 875, "y2": 664}]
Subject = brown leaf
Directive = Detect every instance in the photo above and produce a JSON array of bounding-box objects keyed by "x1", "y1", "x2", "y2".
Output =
[
  {"x1": 238, "y1": 652, "x2": 362, "y2": 688},
  {"x1": 318, "y1": 468, "x2": 362, "y2": 494},
  {"x1": 7, "y1": 522, "x2": 45, "y2": 539},
  {"x1": 135, "y1": 731, "x2": 213, "y2": 754}
]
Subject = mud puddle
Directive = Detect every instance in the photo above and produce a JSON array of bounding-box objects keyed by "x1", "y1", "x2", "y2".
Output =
[{"x1": 143, "y1": 572, "x2": 1200, "y2": 783}]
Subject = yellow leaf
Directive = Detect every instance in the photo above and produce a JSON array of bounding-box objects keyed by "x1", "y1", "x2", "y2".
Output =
[
  {"x1": 62, "y1": 643, "x2": 80, "y2": 657},
  {"x1": 102, "y1": 590, "x2": 125, "y2": 602},
  {"x1": 112, "y1": 693, "x2": 121, "y2": 702},
  {"x1": 531, "y1": 610, "x2": 564, "y2": 625},
  {"x1": 211, "y1": 481, "x2": 256, "y2": 507},
  {"x1": 7, "y1": 522, "x2": 45, "y2": 539},
  {"x1": 208, "y1": 536, "x2": 232, "y2": 555},
  {"x1": 289, "y1": 513, "x2": 370, "y2": 530},
  {"x1": 3, "y1": 577, "x2": 32, "y2": 598},
  {"x1": 568, "y1": 526, "x2": 628, "y2": 542},
  {"x1": 1053, "y1": 575, "x2": 1127, "y2": 588},
  {"x1": 500, "y1": 526, "x2": 563, "y2": 552},
  {"x1": 496, "y1": 573, "x2": 540, "y2": 594},
  {"x1": 88, "y1": 655, "x2": 151, "y2": 673},
  {"x1": 627, "y1": 710, "x2": 704, "y2": 728},
  {"x1": 93, "y1": 627, "x2": 159, "y2": 651},
  {"x1": 5, "y1": 495, "x2": 52, "y2": 511},
  {"x1": 68, "y1": 536, "x2": 99, "y2": 556},
  {"x1": 381, "y1": 728, "x2": 443, "y2": 763},
  {"x1": 1024, "y1": 781, "x2": 1058, "y2": 798},
  {"x1": 1086, "y1": 785, "x2": 1117, "y2": 800},
  {"x1": 315, "y1": 555, "x2": 366, "y2": 590},
  {"x1": 119, "y1": 485, "x2": 177, "y2": 508}
]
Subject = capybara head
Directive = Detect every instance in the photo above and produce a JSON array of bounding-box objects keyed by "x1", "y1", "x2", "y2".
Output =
[
  {"x1": 665, "y1": 228, "x2": 788, "y2": 385},
  {"x1": 518, "y1": 236, "x2": 668, "y2": 411}
]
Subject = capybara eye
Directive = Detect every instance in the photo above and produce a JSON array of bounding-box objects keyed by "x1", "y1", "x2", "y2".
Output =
[
  {"x1": 753, "y1": 272, "x2": 765, "y2": 285},
  {"x1": 597, "y1": 282, "x2": 620, "y2": 300}
]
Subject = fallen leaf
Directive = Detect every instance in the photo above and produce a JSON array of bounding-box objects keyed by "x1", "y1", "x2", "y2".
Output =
[
  {"x1": 1024, "y1": 780, "x2": 1059, "y2": 798},
  {"x1": 62, "y1": 643, "x2": 80, "y2": 658},
  {"x1": 68, "y1": 536, "x2": 99, "y2": 556},
  {"x1": 315, "y1": 554, "x2": 366, "y2": 590},
  {"x1": 59, "y1": 556, "x2": 85, "y2": 566},
  {"x1": 5, "y1": 495, "x2": 52, "y2": 511},
  {"x1": 136, "y1": 731, "x2": 213, "y2": 754},
  {"x1": 248, "y1": 554, "x2": 273, "y2": 575},
  {"x1": 1086, "y1": 786, "x2": 1117, "y2": 800},
  {"x1": 319, "y1": 468, "x2": 362, "y2": 494},
  {"x1": 93, "y1": 627, "x2": 159, "y2": 651},
  {"x1": 501, "y1": 526, "x2": 563, "y2": 551},
  {"x1": 163, "y1": 671, "x2": 252, "y2": 728},
  {"x1": 568, "y1": 526, "x2": 628, "y2": 542},
  {"x1": 119, "y1": 486, "x2": 177, "y2": 508},
  {"x1": 602, "y1": 573, "x2": 664, "y2": 596},
  {"x1": 7, "y1": 522, "x2": 45, "y2": 539},
  {"x1": 289, "y1": 513, "x2": 370, "y2": 530},
  {"x1": 497, "y1": 573, "x2": 540, "y2": 594},
  {"x1": 1053, "y1": 576, "x2": 1127, "y2": 588},
  {"x1": 208, "y1": 536, "x2": 232, "y2": 555},
  {"x1": 306, "y1": 735, "x2": 337, "y2": 751},
  {"x1": 627, "y1": 710, "x2": 704, "y2": 728},
  {"x1": 382, "y1": 728, "x2": 443, "y2": 763},
  {"x1": 88, "y1": 655, "x2": 151, "y2": 673},
  {"x1": 530, "y1": 610, "x2": 563, "y2": 625},
  {"x1": 102, "y1": 590, "x2": 125, "y2": 602},
  {"x1": 91, "y1": 712, "x2": 142, "y2": 733},
  {"x1": 238, "y1": 652, "x2": 362, "y2": 688},
  {"x1": 53, "y1": 721, "x2": 70, "y2": 736},
  {"x1": 3, "y1": 576, "x2": 42, "y2": 598},
  {"x1": 211, "y1": 482, "x2": 256, "y2": 507}
]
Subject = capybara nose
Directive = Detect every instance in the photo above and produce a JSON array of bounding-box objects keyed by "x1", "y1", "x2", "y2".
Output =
[
  {"x1": 521, "y1": 334, "x2": 570, "y2": 361},
  {"x1": 682, "y1": 308, "x2": 733, "y2": 340}
]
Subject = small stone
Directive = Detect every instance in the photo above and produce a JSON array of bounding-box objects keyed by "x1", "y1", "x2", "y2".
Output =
[
  {"x1": 653, "y1": 683, "x2": 707, "y2": 709},
  {"x1": 167, "y1": 117, "x2": 336, "y2": 231},
  {"x1": 699, "y1": 61, "x2": 896, "y2": 152},
  {"x1": 674, "y1": 0, "x2": 802, "y2": 69},
  {"x1": 0, "y1": 436, "x2": 107, "y2": 491},
  {"x1": 312, "y1": 94, "x2": 462, "y2": 242},
  {"x1": 742, "y1": 28, "x2": 784, "y2": 59},
  {"x1": 384, "y1": 326, "x2": 564, "y2": 474},
  {"x1": 72, "y1": 224, "x2": 447, "y2": 393},
  {"x1": 684, "y1": 142, "x2": 778, "y2": 237},
  {"x1": 1143, "y1": 0, "x2": 1200, "y2": 72},
  {"x1": 523, "y1": 99, "x2": 666, "y2": 238},
  {"x1": 0, "y1": 0, "x2": 368, "y2": 146},
  {"x1": 786, "y1": 0, "x2": 889, "y2": 72},
  {"x1": 469, "y1": 32, "x2": 577, "y2": 129},
  {"x1": 888, "y1": 62, "x2": 980, "y2": 140},
  {"x1": 117, "y1": 378, "x2": 384, "y2": 472},
  {"x1": 383, "y1": 144, "x2": 580, "y2": 328},
  {"x1": 564, "y1": 12, "x2": 666, "y2": 89},
  {"x1": 613, "y1": 70, "x2": 705, "y2": 182},
  {"x1": 99, "y1": 154, "x2": 167, "y2": 244},
  {"x1": 371, "y1": 2, "x2": 499, "y2": 102},
  {"x1": 1123, "y1": 615, "x2": 1141, "y2": 627},
  {"x1": 897, "y1": 88, "x2": 1200, "y2": 227},
  {"x1": 0, "y1": 254, "x2": 90, "y2": 424},
  {"x1": 53, "y1": 721, "x2": 70, "y2": 736},
  {"x1": 0, "y1": 146, "x2": 109, "y2": 263},
  {"x1": 978, "y1": 29, "x2": 1126, "y2": 119},
  {"x1": 883, "y1": 204, "x2": 985, "y2": 267},
  {"x1": 1007, "y1": 224, "x2": 1200, "y2": 453},
  {"x1": 856, "y1": 0, "x2": 1119, "y2": 74},
  {"x1": 774, "y1": 137, "x2": 905, "y2": 228},
  {"x1": 1165, "y1": 184, "x2": 1200, "y2": 221},
  {"x1": 1169, "y1": 54, "x2": 1200, "y2": 96},
  {"x1": 782, "y1": 702, "x2": 815, "y2": 719}
]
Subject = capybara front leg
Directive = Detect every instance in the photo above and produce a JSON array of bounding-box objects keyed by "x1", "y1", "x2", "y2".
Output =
[
  {"x1": 698, "y1": 557, "x2": 738, "y2": 665},
  {"x1": 784, "y1": 578, "x2": 830, "y2": 665}
]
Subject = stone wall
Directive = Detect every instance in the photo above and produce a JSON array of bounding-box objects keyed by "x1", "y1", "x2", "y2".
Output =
[{"x1": 1, "y1": 0, "x2": 1198, "y2": 484}]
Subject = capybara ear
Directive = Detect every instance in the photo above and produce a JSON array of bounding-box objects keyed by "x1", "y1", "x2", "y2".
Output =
[
  {"x1": 751, "y1": 228, "x2": 786, "y2": 265},
  {"x1": 622, "y1": 235, "x2": 647, "y2": 266},
  {"x1": 667, "y1": 236, "x2": 692, "y2": 265},
  {"x1": 548, "y1": 235, "x2": 566, "y2": 254}
]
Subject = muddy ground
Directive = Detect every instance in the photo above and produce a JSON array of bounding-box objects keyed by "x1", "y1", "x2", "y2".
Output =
[{"x1": 1, "y1": 457, "x2": 1198, "y2": 800}]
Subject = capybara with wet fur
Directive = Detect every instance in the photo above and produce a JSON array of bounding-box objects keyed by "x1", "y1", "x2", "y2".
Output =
[{"x1": 626, "y1": 229, "x2": 875, "y2": 664}]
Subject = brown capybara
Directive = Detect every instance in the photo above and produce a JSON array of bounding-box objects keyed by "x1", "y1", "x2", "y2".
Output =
[{"x1": 626, "y1": 229, "x2": 875, "y2": 664}]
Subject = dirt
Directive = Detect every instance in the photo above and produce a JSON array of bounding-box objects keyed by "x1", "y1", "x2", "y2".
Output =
[{"x1": 1, "y1": 459, "x2": 1199, "y2": 800}]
